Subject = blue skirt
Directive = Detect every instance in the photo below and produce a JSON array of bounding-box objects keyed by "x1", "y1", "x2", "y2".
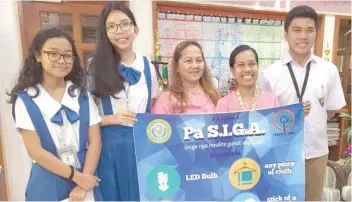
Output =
[
  {"x1": 97, "y1": 125, "x2": 140, "y2": 201},
  {"x1": 26, "y1": 159, "x2": 102, "y2": 201}
]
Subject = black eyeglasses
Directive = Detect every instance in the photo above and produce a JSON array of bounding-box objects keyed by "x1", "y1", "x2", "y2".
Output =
[
  {"x1": 105, "y1": 21, "x2": 133, "y2": 33},
  {"x1": 40, "y1": 50, "x2": 75, "y2": 64}
]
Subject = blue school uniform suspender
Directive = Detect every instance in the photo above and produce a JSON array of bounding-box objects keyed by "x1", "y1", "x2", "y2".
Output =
[
  {"x1": 101, "y1": 56, "x2": 152, "y2": 115},
  {"x1": 13, "y1": 91, "x2": 89, "y2": 160},
  {"x1": 13, "y1": 91, "x2": 60, "y2": 156},
  {"x1": 97, "y1": 56, "x2": 152, "y2": 201},
  {"x1": 144, "y1": 56, "x2": 152, "y2": 113},
  {"x1": 12, "y1": 90, "x2": 101, "y2": 201}
]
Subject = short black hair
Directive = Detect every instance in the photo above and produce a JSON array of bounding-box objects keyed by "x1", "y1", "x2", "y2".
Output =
[
  {"x1": 229, "y1": 45, "x2": 259, "y2": 68},
  {"x1": 284, "y1": 5, "x2": 318, "y2": 32}
]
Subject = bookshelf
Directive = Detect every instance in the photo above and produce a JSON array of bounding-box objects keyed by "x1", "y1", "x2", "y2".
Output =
[{"x1": 328, "y1": 109, "x2": 350, "y2": 161}]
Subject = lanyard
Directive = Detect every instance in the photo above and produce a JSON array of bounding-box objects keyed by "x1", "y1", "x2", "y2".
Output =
[{"x1": 287, "y1": 62, "x2": 311, "y2": 102}]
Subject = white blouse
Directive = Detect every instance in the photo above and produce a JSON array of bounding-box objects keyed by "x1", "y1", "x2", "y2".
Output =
[
  {"x1": 93, "y1": 55, "x2": 160, "y2": 123},
  {"x1": 15, "y1": 81, "x2": 101, "y2": 152},
  {"x1": 15, "y1": 81, "x2": 99, "y2": 201}
]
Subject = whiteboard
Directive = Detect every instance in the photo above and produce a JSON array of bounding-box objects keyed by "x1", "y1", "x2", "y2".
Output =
[{"x1": 157, "y1": 12, "x2": 285, "y2": 92}]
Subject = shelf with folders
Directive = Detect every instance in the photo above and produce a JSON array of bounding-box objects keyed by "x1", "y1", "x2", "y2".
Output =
[
  {"x1": 328, "y1": 108, "x2": 350, "y2": 161},
  {"x1": 327, "y1": 117, "x2": 341, "y2": 147}
]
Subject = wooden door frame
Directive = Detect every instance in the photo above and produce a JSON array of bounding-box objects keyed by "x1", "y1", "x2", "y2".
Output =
[
  {"x1": 17, "y1": 1, "x2": 128, "y2": 60},
  {"x1": 18, "y1": 1, "x2": 103, "y2": 60},
  {"x1": 332, "y1": 15, "x2": 351, "y2": 65},
  {"x1": 332, "y1": 15, "x2": 351, "y2": 112}
]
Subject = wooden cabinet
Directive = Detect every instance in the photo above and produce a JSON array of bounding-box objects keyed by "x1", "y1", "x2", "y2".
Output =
[
  {"x1": 18, "y1": 1, "x2": 127, "y2": 66},
  {"x1": 333, "y1": 16, "x2": 351, "y2": 112},
  {"x1": 329, "y1": 16, "x2": 351, "y2": 161}
]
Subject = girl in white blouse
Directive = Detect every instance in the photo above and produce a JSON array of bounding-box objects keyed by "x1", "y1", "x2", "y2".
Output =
[
  {"x1": 9, "y1": 28, "x2": 102, "y2": 201},
  {"x1": 86, "y1": 2, "x2": 159, "y2": 201}
]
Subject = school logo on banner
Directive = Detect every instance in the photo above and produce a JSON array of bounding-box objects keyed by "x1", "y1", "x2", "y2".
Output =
[{"x1": 147, "y1": 119, "x2": 172, "y2": 144}]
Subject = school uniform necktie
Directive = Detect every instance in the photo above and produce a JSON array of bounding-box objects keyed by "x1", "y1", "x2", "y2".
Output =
[
  {"x1": 51, "y1": 105, "x2": 79, "y2": 126},
  {"x1": 119, "y1": 64, "x2": 141, "y2": 85}
]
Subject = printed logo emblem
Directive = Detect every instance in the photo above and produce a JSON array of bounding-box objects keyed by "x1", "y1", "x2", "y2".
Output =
[
  {"x1": 147, "y1": 119, "x2": 172, "y2": 144},
  {"x1": 229, "y1": 158, "x2": 261, "y2": 190},
  {"x1": 146, "y1": 165, "x2": 181, "y2": 198},
  {"x1": 273, "y1": 109, "x2": 295, "y2": 132}
]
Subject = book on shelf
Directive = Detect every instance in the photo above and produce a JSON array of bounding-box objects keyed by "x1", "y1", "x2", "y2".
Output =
[{"x1": 327, "y1": 116, "x2": 340, "y2": 146}]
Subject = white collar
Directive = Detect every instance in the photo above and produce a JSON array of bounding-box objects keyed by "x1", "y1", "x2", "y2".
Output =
[
  {"x1": 27, "y1": 81, "x2": 80, "y2": 119},
  {"x1": 281, "y1": 51, "x2": 319, "y2": 67},
  {"x1": 121, "y1": 54, "x2": 144, "y2": 71}
]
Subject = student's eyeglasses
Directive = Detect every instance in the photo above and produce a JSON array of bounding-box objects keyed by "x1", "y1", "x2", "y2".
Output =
[
  {"x1": 105, "y1": 22, "x2": 133, "y2": 33},
  {"x1": 40, "y1": 50, "x2": 75, "y2": 64}
]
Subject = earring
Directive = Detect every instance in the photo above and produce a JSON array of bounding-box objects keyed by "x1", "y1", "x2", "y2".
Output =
[
  {"x1": 230, "y1": 77, "x2": 237, "y2": 91},
  {"x1": 231, "y1": 77, "x2": 237, "y2": 85}
]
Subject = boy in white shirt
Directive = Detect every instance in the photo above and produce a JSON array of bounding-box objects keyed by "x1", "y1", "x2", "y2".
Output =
[{"x1": 259, "y1": 5, "x2": 346, "y2": 201}]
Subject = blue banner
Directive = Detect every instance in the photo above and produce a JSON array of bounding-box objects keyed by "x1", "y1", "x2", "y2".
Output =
[{"x1": 133, "y1": 104, "x2": 305, "y2": 201}]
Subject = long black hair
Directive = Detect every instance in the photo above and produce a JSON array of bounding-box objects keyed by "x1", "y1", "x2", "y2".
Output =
[
  {"x1": 9, "y1": 28, "x2": 84, "y2": 104},
  {"x1": 89, "y1": 1, "x2": 137, "y2": 97}
]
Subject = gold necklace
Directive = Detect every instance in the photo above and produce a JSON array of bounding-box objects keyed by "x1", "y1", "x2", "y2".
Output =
[{"x1": 236, "y1": 87, "x2": 258, "y2": 111}]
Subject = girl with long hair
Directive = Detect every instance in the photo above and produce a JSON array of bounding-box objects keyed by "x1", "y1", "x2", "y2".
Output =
[{"x1": 87, "y1": 2, "x2": 160, "y2": 201}]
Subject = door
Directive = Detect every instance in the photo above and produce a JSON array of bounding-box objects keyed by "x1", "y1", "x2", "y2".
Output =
[{"x1": 18, "y1": 1, "x2": 127, "y2": 66}]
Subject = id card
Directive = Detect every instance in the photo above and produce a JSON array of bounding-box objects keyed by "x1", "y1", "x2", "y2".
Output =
[{"x1": 58, "y1": 145, "x2": 81, "y2": 169}]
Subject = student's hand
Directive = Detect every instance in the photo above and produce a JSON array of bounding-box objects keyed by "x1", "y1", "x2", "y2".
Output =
[
  {"x1": 303, "y1": 100, "x2": 311, "y2": 117},
  {"x1": 72, "y1": 171, "x2": 100, "y2": 191},
  {"x1": 113, "y1": 108, "x2": 137, "y2": 125},
  {"x1": 69, "y1": 186, "x2": 87, "y2": 201}
]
